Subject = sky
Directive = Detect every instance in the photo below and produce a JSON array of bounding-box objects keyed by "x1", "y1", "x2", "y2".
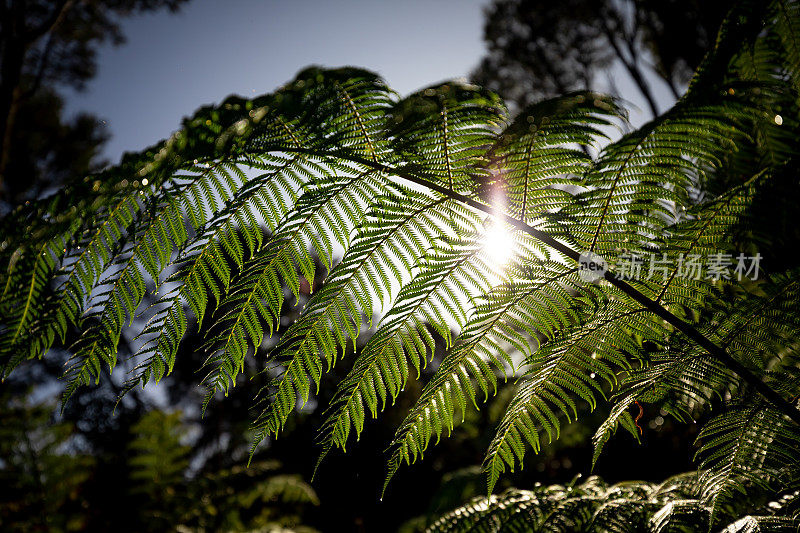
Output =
[
  {"x1": 65, "y1": 0, "x2": 490, "y2": 163},
  {"x1": 63, "y1": 0, "x2": 677, "y2": 166}
]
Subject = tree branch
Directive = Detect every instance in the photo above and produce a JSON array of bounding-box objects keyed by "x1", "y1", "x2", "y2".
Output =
[
  {"x1": 596, "y1": 11, "x2": 661, "y2": 118},
  {"x1": 23, "y1": 30, "x2": 56, "y2": 98},
  {"x1": 24, "y1": 0, "x2": 75, "y2": 43}
]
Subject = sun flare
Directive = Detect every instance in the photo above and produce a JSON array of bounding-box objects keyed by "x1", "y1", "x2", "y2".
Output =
[{"x1": 483, "y1": 222, "x2": 516, "y2": 271}]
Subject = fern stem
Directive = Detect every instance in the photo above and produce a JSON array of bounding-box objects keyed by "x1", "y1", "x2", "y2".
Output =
[
  {"x1": 606, "y1": 275, "x2": 800, "y2": 426},
  {"x1": 327, "y1": 153, "x2": 800, "y2": 426},
  {"x1": 459, "y1": 190, "x2": 800, "y2": 426},
  {"x1": 253, "y1": 145, "x2": 800, "y2": 426}
]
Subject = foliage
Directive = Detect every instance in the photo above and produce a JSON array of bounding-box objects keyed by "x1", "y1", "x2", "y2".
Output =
[
  {"x1": 0, "y1": 390, "x2": 94, "y2": 531},
  {"x1": 426, "y1": 473, "x2": 800, "y2": 532},
  {"x1": 0, "y1": 394, "x2": 319, "y2": 533},
  {"x1": 2, "y1": 0, "x2": 800, "y2": 531},
  {"x1": 127, "y1": 410, "x2": 319, "y2": 533}
]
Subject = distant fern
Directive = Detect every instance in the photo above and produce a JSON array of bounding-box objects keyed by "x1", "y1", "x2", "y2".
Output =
[
  {"x1": 2, "y1": 0, "x2": 800, "y2": 530},
  {"x1": 128, "y1": 409, "x2": 319, "y2": 532},
  {"x1": 426, "y1": 473, "x2": 800, "y2": 532}
]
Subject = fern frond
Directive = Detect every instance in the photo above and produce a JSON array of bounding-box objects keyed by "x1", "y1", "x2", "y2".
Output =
[
  {"x1": 384, "y1": 260, "x2": 596, "y2": 492},
  {"x1": 482, "y1": 297, "x2": 665, "y2": 492},
  {"x1": 127, "y1": 154, "x2": 327, "y2": 393},
  {"x1": 390, "y1": 82, "x2": 506, "y2": 195},
  {"x1": 488, "y1": 92, "x2": 623, "y2": 224},
  {"x1": 696, "y1": 403, "x2": 800, "y2": 525},
  {"x1": 3, "y1": 0, "x2": 800, "y2": 501},
  {"x1": 249, "y1": 187, "x2": 467, "y2": 446},
  {"x1": 315, "y1": 232, "x2": 490, "y2": 460},
  {"x1": 566, "y1": 89, "x2": 768, "y2": 260},
  {"x1": 427, "y1": 473, "x2": 713, "y2": 533}
]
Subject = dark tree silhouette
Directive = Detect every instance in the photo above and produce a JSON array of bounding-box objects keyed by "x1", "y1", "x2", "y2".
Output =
[
  {"x1": 0, "y1": 0, "x2": 187, "y2": 205},
  {"x1": 472, "y1": 0, "x2": 732, "y2": 115},
  {"x1": 3, "y1": 87, "x2": 108, "y2": 203}
]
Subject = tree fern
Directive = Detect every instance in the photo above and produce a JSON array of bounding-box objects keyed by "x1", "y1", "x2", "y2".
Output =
[{"x1": 2, "y1": 2, "x2": 800, "y2": 530}]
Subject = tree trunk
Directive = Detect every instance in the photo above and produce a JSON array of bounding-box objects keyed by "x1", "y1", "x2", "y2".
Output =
[
  {"x1": 0, "y1": 20, "x2": 27, "y2": 201},
  {"x1": 0, "y1": 0, "x2": 74, "y2": 202}
]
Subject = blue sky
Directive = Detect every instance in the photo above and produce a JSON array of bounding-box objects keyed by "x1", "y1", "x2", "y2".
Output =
[
  {"x1": 64, "y1": 0, "x2": 674, "y2": 164},
  {"x1": 65, "y1": 0, "x2": 488, "y2": 162}
]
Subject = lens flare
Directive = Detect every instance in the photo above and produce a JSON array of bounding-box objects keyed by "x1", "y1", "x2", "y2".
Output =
[
  {"x1": 484, "y1": 222, "x2": 515, "y2": 271},
  {"x1": 482, "y1": 185, "x2": 516, "y2": 272}
]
